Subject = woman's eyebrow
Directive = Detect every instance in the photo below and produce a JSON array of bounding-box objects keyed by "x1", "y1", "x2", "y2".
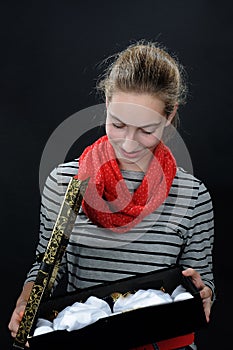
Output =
[
  {"x1": 109, "y1": 113, "x2": 162, "y2": 127},
  {"x1": 109, "y1": 114, "x2": 124, "y2": 122}
]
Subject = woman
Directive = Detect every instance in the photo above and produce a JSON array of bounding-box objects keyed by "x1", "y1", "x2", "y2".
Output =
[{"x1": 8, "y1": 40, "x2": 215, "y2": 349}]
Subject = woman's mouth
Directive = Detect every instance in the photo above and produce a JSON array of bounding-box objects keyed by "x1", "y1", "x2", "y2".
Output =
[{"x1": 119, "y1": 147, "x2": 144, "y2": 159}]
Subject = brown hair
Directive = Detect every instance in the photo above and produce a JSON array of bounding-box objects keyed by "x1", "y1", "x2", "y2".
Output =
[{"x1": 97, "y1": 40, "x2": 188, "y2": 126}]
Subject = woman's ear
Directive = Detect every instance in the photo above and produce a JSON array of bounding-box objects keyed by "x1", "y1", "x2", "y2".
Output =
[{"x1": 165, "y1": 103, "x2": 178, "y2": 126}]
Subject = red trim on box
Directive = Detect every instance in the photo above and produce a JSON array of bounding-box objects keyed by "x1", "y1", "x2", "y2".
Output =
[
  {"x1": 157, "y1": 333, "x2": 195, "y2": 349},
  {"x1": 131, "y1": 333, "x2": 194, "y2": 350}
]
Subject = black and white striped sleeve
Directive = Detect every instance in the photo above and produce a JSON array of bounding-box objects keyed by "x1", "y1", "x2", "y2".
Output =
[{"x1": 179, "y1": 181, "x2": 215, "y2": 294}]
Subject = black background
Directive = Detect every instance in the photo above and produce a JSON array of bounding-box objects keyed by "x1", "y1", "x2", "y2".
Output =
[{"x1": 1, "y1": 1, "x2": 232, "y2": 349}]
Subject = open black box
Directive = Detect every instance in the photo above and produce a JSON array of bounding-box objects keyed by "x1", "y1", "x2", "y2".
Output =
[{"x1": 28, "y1": 265, "x2": 207, "y2": 349}]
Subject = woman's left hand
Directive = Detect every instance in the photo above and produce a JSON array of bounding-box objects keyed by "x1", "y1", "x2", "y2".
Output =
[{"x1": 182, "y1": 268, "x2": 212, "y2": 322}]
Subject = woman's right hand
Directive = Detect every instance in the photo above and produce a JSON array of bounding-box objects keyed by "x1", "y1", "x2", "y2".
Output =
[
  {"x1": 8, "y1": 281, "x2": 34, "y2": 338},
  {"x1": 8, "y1": 301, "x2": 27, "y2": 338}
]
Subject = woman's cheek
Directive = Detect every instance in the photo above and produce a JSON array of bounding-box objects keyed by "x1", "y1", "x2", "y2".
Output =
[{"x1": 138, "y1": 134, "x2": 160, "y2": 149}]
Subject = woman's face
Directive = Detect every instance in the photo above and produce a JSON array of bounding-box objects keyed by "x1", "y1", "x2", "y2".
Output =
[{"x1": 106, "y1": 92, "x2": 170, "y2": 171}]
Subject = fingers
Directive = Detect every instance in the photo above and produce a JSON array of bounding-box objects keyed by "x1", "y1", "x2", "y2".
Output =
[
  {"x1": 182, "y1": 268, "x2": 205, "y2": 290},
  {"x1": 182, "y1": 269, "x2": 213, "y2": 323},
  {"x1": 202, "y1": 295, "x2": 212, "y2": 323},
  {"x1": 8, "y1": 316, "x2": 19, "y2": 338},
  {"x1": 8, "y1": 314, "x2": 20, "y2": 337},
  {"x1": 8, "y1": 307, "x2": 25, "y2": 338},
  {"x1": 200, "y1": 286, "x2": 213, "y2": 323},
  {"x1": 200, "y1": 285, "x2": 212, "y2": 300},
  {"x1": 182, "y1": 267, "x2": 195, "y2": 276},
  {"x1": 182, "y1": 267, "x2": 200, "y2": 280}
]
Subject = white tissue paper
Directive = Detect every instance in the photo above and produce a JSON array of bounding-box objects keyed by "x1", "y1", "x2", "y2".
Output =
[
  {"x1": 33, "y1": 318, "x2": 54, "y2": 336},
  {"x1": 171, "y1": 285, "x2": 193, "y2": 301},
  {"x1": 113, "y1": 289, "x2": 173, "y2": 313},
  {"x1": 53, "y1": 296, "x2": 112, "y2": 331}
]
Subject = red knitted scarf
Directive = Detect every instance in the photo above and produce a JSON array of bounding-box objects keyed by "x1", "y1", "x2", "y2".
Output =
[{"x1": 76, "y1": 135, "x2": 176, "y2": 233}]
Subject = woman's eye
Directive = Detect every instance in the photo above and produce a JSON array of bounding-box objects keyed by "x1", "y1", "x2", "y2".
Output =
[
  {"x1": 141, "y1": 129, "x2": 153, "y2": 135},
  {"x1": 112, "y1": 123, "x2": 125, "y2": 129}
]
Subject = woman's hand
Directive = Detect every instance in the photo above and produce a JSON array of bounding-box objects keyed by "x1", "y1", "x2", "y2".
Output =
[
  {"x1": 182, "y1": 268, "x2": 213, "y2": 322},
  {"x1": 8, "y1": 281, "x2": 34, "y2": 344},
  {"x1": 8, "y1": 301, "x2": 26, "y2": 338}
]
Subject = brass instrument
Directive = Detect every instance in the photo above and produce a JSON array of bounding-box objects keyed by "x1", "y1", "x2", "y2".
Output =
[{"x1": 13, "y1": 177, "x2": 89, "y2": 349}]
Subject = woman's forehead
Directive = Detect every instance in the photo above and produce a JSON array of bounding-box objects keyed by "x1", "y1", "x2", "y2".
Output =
[{"x1": 107, "y1": 102, "x2": 166, "y2": 127}]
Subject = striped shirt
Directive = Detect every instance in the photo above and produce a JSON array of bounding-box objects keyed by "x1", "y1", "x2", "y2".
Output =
[{"x1": 25, "y1": 159, "x2": 215, "y2": 294}]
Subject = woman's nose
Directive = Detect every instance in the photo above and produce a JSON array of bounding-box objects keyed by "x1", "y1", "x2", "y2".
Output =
[{"x1": 121, "y1": 131, "x2": 139, "y2": 152}]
